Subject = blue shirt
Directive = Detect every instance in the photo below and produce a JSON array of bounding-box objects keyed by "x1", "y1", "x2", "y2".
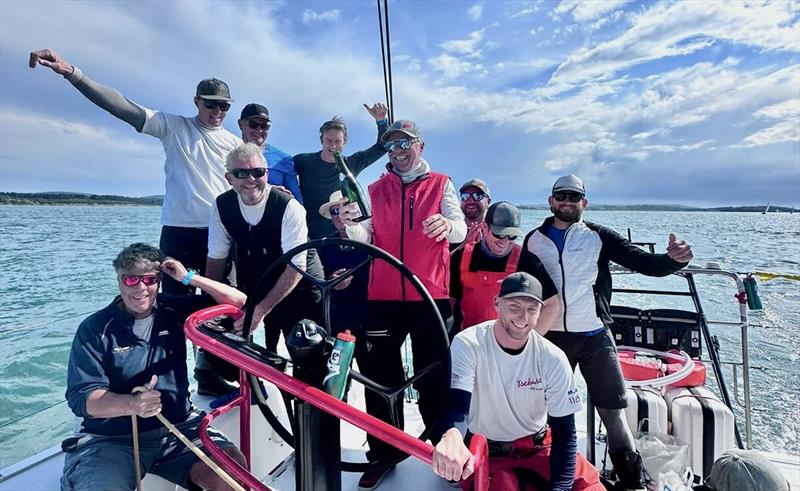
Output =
[
  {"x1": 265, "y1": 144, "x2": 303, "y2": 203},
  {"x1": 545, "y1": 224, "x2": 567, "y2": 254},
  {"x1": 65, "y1": 294, "x2": 213, "y2": 435}
]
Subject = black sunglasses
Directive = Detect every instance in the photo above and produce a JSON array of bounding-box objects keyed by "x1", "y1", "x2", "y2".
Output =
[
  {"x1": 461, "y1": 191, "x2": 487, "y2": 201},
  {"x1": 553, "y1": 192, "x2": 584, "y2": 203},
  {"x1": 247, "y1": 119, "x2": 271, "y2": 131},
  {"x1": 202, "y1": 99, "x2": 231, "y2": 112},
  {"x1": 230, "y1": 167, "x2": 267, "y2": 179},
  {"x1": 491, "y1": 231, "x2": 518, "y2": 241}
]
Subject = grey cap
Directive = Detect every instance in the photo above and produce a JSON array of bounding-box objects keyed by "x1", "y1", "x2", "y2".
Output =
[
  {"x1": 196, "y1": 78, "x2": 232, "y2": 101},
  {"x1": 485, "y1": 201, "x2": 522, "y2": 237},
  {"x1": 498, "y1": 272, "x2": 544, "y2": 304},
  {"x1": 705, "y1": 449, "x2": 789, "y2": 491},
  {"x1": 552, "y1": 174, "x2": 585, "y2": 195},
  {"x1": 460, "y1": 178, "x2": 490, "y2": 197},
  {"x1": 381, "y1": 119, "x2": 422, "y2": 142},
  {"x1": 240, "y1": 103, "x2": 270, "y2": 121}
]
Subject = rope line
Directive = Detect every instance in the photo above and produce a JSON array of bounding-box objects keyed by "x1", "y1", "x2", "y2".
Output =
[{"x1": 1, "y1": 309, "x2": 96, "y2": 336}]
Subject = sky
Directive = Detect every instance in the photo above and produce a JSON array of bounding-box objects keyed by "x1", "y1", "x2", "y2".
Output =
[{"x1": 1, "y1": 0, "x2": 798, "y2": 208}]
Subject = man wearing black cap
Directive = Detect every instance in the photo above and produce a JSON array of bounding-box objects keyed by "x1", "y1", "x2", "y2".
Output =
[
  {"x1": 432, "y1": 272, "x2": 604, "y2": 491},
  {"x1": 457, "y1": 178, "x2": 492, "y2": 247},
  {"x1": 29, "y1": 48, "x2": 241, "y2": 295},
  {"x1": 450, "y1": 201, "x2": 559, "y2": 333},
  {"x1": 238, "y1": 103, "x2": 303, "y2": 201},
  {"x1": 523, "y1": 174, "x2": 694, "y2": 490}
]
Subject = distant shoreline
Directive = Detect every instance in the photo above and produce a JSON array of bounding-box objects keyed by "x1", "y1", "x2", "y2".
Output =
[{"x1": 0, "y1": 192, "x2": 795, "y2": 213}]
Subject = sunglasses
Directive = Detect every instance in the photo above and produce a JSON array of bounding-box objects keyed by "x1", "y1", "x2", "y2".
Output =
[
  {"x1": 491, "y1": 231, "x2": 518, "y2": 241},
  {"x1": 383, "y1": 138, "x2": 416, "y2": 153},
  {"x1": 461, "y1": 191, "x2": 487, "y2": 202},
  {"x1": 121, "y1": 273, "x2": 161, "y2": 287},
  {"x1": 201, "y1": 99, "x2": 231, "y2": 112},
  {"x1": 247, "y1": 119, "x2": 271, "y2": 131},
  {"x1": 329, "y1": 207, "x2": 340, "y2": 216},
  {"x1": 230, "y1": 167, "x2": 267, "y2": 179},
  {"x1": 553, "y1": 192, "x2": 584, "y2": 203}
]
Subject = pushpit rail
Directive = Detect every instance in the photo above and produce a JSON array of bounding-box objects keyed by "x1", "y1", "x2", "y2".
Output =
[{"x1": 185, "y1": 304, "x2": 489, "y2": 491}]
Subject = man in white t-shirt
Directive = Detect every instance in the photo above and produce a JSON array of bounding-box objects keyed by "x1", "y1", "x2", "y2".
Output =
[
  {"x1": 29, "y1": 48, "x2": 241, "y2": 295},
  {"x1": 432, "y1": 272, "x2": 604, "y2": 491},
  {"x1": 205, "y1": 143, "x2": 323, "y2": 355}
]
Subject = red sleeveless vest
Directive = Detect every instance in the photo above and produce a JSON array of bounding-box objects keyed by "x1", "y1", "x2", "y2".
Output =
[
  {"x1": 368, "y1": 171, "x2": 450, "y2": 301},
  {"x1": 459, "y1": 241, "x2": 521, "y2": 329}
]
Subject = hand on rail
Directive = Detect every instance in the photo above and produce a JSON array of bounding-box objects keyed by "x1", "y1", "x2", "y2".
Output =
[
  {"x1": 432, "y1": 427, "x2": 474, "y2": 482},
  {"x1": 131, "y1": 375, "x2": 162, "y2": 418}
]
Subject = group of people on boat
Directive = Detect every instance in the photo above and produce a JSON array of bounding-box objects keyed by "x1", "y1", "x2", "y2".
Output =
[{"x1": 30, "y1": 47, "x2": 696, "y2": 491}]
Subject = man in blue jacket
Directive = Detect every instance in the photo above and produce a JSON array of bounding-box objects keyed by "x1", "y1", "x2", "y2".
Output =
[
  {"x1": 524, "y1": 175, "x2": 693, "y2": 490},
  {"x1": 62, "y1": 243, "x2": 246, "y2": 491}
]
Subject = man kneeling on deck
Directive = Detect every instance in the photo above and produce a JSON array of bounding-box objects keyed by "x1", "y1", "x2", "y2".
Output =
[
  {"x1": 432, "y1": 272, "x2": 604, "y2": 491},
  {"x1": 62, "y1": 243, "x2": 246, "y2": 491}
]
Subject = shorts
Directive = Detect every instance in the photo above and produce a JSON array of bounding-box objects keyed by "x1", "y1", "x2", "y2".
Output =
[
  {"x1": 545, "y1": 329, "x2": 628, "y2": 409},
  {"x1": 60, "y1": 412, "x2": 236, "y2": 491}
]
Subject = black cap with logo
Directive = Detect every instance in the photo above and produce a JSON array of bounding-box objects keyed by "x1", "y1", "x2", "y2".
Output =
[
  {"x1": 498, "y1": 272, "x2": 544, "y2": 304},
  {"x1": 196, "y1": 78, "x2": 232, "y2": 101}
]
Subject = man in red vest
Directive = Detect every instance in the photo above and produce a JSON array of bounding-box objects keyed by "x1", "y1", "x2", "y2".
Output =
[
  {"x1": 450, "y1": 201, "x2": 559, "y2": 332},
  {"x1": 341, "y1": 119, "x2": 466, "y2": 490}
]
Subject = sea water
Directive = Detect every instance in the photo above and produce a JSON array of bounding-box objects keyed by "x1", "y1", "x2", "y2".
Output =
[{"x1": 0, "y1": 205, "x2": 798, "y2": 468}]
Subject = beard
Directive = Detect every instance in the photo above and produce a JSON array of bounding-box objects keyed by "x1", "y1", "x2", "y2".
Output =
[{"x1": 550, "y1": 203, "x2": 582, "y2": 223}]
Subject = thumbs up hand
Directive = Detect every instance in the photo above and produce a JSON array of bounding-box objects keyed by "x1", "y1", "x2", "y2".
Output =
[
  {"x1": 666, "y1": 232, "x2": 693, "y2": 264},
  {"x1": 131, "y1": 375, "x2": 161, "y2": 418}
]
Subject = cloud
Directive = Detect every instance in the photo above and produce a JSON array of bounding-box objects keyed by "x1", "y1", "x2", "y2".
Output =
[
  {"x1": 554, "y1": 0, "x2": 631, "y2": 23},
  {"x1": 467, "y1": 4, "x2": 483, "y2": 21},
  {"x1": 427, "y1": 53, "x2": 487, "y2": 79},
  {"x1": 550, "y1": 1, "x2": 800, "y2": 88},
  {"x1": 440, "y1": 29, "x2": 486, "y2": 58},
  {"x1": 301, "y1": 9, "x2": 341, "y2": 25}
]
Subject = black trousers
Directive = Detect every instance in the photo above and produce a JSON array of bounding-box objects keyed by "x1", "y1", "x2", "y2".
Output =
[
  {"x1": 159, "y1": 225, "x2": 209, "y2": 295},
  {"x1": 358, "y1": 299, "x2": 452, "y2": 462}
]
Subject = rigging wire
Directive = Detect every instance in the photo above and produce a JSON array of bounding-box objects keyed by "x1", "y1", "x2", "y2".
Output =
[
  {"x1": 0, "y1": 400, "x2": 67, "y2": 429},
  {"x1": 376, "y1": 0, "x2": 395, "y2": 123},
  {"x1": 376, "y1": 0, "x2": 391, "y2": 123},
  {"x1": 1, "y1": 309, "x2": 96, "y2": 337}
]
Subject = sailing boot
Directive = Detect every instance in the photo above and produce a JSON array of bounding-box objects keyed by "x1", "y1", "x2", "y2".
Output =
[
  {"x1": 194, "y1": 348, "x2": 238, "y2": 397},
  {"x1": 609, "y1": 450, "x2": 646, "y2": 491}
]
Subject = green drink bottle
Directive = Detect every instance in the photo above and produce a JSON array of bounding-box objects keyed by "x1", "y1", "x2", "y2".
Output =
[
  {"x1": 322, "y1": 330, "x2": 356, "y2": 400},
  {"x1": 333, "y1": 151, "x2": 371, "y2": 222}
]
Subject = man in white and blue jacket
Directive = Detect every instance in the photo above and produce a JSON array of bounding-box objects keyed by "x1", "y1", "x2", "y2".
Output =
[{"x1": 523, "y1": 175, "x2": 694, "y2": 490}]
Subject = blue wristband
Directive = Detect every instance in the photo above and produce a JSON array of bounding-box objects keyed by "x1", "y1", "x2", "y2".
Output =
[{"x1": 182, "y1": 270, "x2": 196, "y2": 286}]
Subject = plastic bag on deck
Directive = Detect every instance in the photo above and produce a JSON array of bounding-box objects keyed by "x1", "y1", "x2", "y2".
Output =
[{"x1": 636, "y1": 423, "x2": 689, "y2": 485}]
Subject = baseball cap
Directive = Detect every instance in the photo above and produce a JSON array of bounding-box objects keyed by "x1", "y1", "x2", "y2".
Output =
[
  {"x1": 704, "y1": 449, "x2": 789, "y2": 491},
  {"x1": 552, "y1": 174, "x2": 585, "y2": 195},
  {"x1": 240, "y1": 103, "x2": 270, "y2": 121},
  {"x1": 498, "y1": 272, "x2": 544, "y2": 304},
  {"x1": 196, "y1": 78, "x2": 232, "y2": 101},
  {"x1": 319, "y1": 191, "x2": 343, "y2": 219},
  {"x1": 460, "y1": 178, "x2": 490, "y2": 197},
  {"x1": 380, "y1": 119, "x2": 422, "y2": 142},
  {"x1": 485, "y1": 201, "x2": 522, "y2": 237}
]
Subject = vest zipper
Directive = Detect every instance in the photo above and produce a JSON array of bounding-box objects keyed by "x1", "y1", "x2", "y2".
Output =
[
  {"x1": 408, "y1": 197, "x2": 415, "y2": 230},
  {"x1": 399, "y1": 182, "x2": 408, "y2": 300},
  {"x1": 558, "y1": 225, "x2": 573, "y2": 333}
]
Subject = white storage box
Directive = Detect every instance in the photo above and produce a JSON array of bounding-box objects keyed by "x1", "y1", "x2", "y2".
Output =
[{"x1": 625, "y1": 386, "x2": 669, "y2": 436}]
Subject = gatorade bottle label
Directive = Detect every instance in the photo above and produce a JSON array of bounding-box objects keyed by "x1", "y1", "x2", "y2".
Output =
[{"x1": 323, "y1": 348, "x2": 342, "y2": 385}]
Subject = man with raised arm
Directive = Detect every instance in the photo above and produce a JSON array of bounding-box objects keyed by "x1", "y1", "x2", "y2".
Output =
[
  {"x1": 454, "y1": 178, "x2": 492, "y2": 249},
  {"x1": 524, "y1": 175, "x2": 694, "y2": 490},
  {"x1": 62, "y1": 243, "x2": 246, "y2": 491},
  {"x1": 29, "y1": 49, "x2": 241, "y2": 294},
  {"x1": 206, "y1": 143, "x2": 323, "y2": 354},
  {"x1": 237, "y1": 103, "x2": 303, "y2": 201},
  {"x1": 293, "y1": 104, "x2": 388, "y2": 243},
  {"x1": 340, "y1": 119, "x2": 466, "y2": 490},
  {"x1": 433, "y1": 272, "x2": 604, "y2": 491}
]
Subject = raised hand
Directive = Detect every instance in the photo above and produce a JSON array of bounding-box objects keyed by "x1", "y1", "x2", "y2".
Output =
[
  {"x1": 160, "y1": 257, "x2": 187, "y2": 283},
  {"x1": 337, "y1": 198, "x2": 362, "y2": 226},
  {"x1": 29, "y1": 48, "x2": 73, "y2": 76},
  {"x1": 666, "y1": 232, "x2": 693, "y2": 264},
  {"x1": 363, "y1": 102, "x2": 389, "y2": 121},
  {"x1": 131, "y1": 375, "x2": 161, "y2": 418},
  {"x1": 422, "y1": 213, "x2": 452, "y2": 242}
]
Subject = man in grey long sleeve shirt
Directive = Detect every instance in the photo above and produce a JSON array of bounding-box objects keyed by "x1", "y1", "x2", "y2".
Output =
[{"x1": 29, "y1": 49, "x2": 241, "y2": 295}]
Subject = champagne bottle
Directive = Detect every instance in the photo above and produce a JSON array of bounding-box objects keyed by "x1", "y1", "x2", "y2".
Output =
[{"x1": 333, "y1": 151, "x2": 371, "y2": 222}]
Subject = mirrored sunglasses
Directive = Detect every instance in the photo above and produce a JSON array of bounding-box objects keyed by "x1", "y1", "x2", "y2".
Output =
[
  {"x1": 202, "y1": 99, "x2": 231, "y2": 112},
  {"x1": 461, "y1": 191, "x2": 487, "y2": 201},
  {"x1": 491, "y1": 231, "x2": 518, "y2": 241},
  {"x1": 247, "y1": 119, "x2": 271, "y2": 131},
  {"x1": 121, "y1": 273, "x2": 161, "y2": 287},
  {"x1": 383, "y1": 138, "x2": 416, "y2": 153},
  {"x1": 553, "y1": 192, "x2": 584, "y2": 203},
  {"x1": 230, "y1": 167, "x2": 267, "y2": 179}
]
